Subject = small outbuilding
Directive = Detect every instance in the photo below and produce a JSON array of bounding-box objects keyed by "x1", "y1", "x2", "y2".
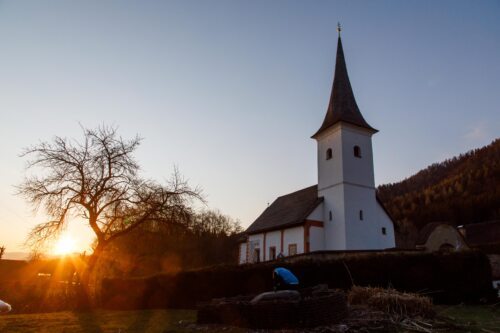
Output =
[{"x1": 416, "y1": 222, "x2": 469, "y2": 252}]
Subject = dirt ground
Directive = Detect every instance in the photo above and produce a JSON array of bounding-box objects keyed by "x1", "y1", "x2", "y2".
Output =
[{"x1": 0, "y1": 305, "x2": 498, "y2": 333}]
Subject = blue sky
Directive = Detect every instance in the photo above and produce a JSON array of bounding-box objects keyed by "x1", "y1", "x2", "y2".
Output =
[{"x1": 0, "y1": 0, "x2": 499, "y2": 253}]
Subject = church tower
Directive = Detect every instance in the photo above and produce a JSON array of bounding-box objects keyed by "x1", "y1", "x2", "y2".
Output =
[{"x1": 312, "y1": 27, "x2": 395, "y2": 250}]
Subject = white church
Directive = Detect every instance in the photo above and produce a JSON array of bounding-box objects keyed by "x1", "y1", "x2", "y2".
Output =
[{"x1": 238, "y1": 32, "x2": 396, "y2": 264}]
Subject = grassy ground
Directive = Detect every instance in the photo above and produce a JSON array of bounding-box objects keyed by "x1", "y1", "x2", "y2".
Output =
[
  {"x1": 435, "y1": 304, "x2": 500, "y2": 333},
  {"x1": 0, "y1": 305, "x2": 498, "y2": 333},
  {"x1": 0, "y1": 309, "x2": 203, "y2": 333}
]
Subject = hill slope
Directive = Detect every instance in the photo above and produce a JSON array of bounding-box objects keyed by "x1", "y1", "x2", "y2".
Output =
[{"x1": 377, "y1": 139, "x2": 500, "y2": 247}]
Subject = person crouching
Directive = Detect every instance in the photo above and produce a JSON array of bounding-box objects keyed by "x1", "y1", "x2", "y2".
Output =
[{"x1": 273, "y1": 267, "x2": 299, "y2": 291}]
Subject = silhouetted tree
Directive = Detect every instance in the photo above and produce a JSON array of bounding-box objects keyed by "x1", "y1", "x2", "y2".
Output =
[
  {"x1": 101, "y1": 209, "x2": 243, "y2": 276},
  {"x1": 0, "y1": 246, "x2": 5, "y2": 260},
  {"x1": 18, "y1": 126, "x2": 202, "y2": 285}
]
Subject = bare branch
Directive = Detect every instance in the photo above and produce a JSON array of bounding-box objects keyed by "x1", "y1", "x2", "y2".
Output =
[{"x1": 18, "y1": 125, "x2": 202, "y2": 274}]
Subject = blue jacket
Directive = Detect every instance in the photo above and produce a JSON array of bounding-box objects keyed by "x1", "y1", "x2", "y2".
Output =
[{"x1": 274, "y1": 267, "x2": 299, "y2": 285}]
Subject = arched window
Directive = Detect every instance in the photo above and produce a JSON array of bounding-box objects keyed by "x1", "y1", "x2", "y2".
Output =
[
  {"x1": 326, "y1": 148, "x2": 333, "y2": 160},
  {"x1": 329, "y1": 211, "x2": 332, "y2": 221},
  {"x1": 359, "y1": 210, "x2": 364, "y2": 221},
  {"x1": 354, "y1": 145, "x2": 361, "y2": 158}
]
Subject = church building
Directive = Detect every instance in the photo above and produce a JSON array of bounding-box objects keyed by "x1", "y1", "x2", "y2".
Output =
[{"x1": 239, "y1": 30, "x2": 396, "y2": 264}]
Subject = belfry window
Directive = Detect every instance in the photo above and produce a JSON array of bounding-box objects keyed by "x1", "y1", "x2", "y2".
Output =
[
  {"x1": 382, "y1": 227, "x2": 387, "y2": 235},
  {"x1": 326, "y1": 148, "x2": 333, "y2": 160},
  {"x1": 354, "y1": 145, "x2": 361, "y2": 158},
  {"x1": 329, "y1": 211, "x2": 332, "y2": 221},
  {"x1": 359, "y1": 210, "x2": 364, "y2": 220}
]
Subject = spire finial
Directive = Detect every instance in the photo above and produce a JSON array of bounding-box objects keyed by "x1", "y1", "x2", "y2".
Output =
[{"x1": 337, "y1": 22, "x2": 342, "y2": 36}]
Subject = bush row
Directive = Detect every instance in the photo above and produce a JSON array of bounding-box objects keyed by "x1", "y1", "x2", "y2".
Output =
[{"x1": 100, "y1": 250, "x2": 495, "y2": 309}]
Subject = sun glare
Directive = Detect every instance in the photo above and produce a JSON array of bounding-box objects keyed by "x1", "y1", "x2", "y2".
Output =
[{"x1": 53, "y1": 235, "x2": 76, "y2": 256}]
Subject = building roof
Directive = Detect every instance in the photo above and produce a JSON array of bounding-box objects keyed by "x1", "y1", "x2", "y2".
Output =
[
  {"x1": 245, "y1": 185, "x2": 323, "y2": 234},
  {"x1": 415, "y1": 222, "x2": 456, "y2": 245},
  {"x1": 460, "y1": 220, "x2": 500, "y2": 246},
  {"x1": 245, "y1": 185, "x2": 395, "y2": 236},
  {"x1": 312, "y1": 36, "x2": 376, "y2": 139},
  {"x1": 376, "y1": 195, "x2": 396, "y2": 227}
]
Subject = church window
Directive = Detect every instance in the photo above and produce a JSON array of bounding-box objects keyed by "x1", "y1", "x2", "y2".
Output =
[
  {"x1": 269, "y1": 246, "x2": 276, "y2": 260},
  {"x1": 326, "y1": 148, "x2": 333, "y2": 160},
  {"x1": 382, "y1": 227, "x2": 387, "y2": 235},
  {"x1": 288, "y1": 244, "x2": 297, "y2": 256},
  {"x1": 354, "y1": 145, "x2": 362, "y2": 158},
  {"x1": 359, "y1": 210, "x2": 364, "y2": 220},
  {"x1": 253, "y1": 248, "x2": 260, "y2": 263},
  {"x1": 329, "y1": 211, "x2": 332, "y2": 221}
]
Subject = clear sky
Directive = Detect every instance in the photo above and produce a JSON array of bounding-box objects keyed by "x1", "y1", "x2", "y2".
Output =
[{"x1": 0, "y1": 0, "x2": 499, "y2": 254}]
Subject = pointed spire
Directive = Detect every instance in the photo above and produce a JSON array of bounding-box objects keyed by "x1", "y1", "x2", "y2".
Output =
[{"x1": 312, "y1": 30, "x2": 376, "y2": 139}]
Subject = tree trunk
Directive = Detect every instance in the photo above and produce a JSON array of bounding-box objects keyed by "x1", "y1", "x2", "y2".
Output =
[{"x1": 77, "y1": 242, "x2": 106, "y2": 309}]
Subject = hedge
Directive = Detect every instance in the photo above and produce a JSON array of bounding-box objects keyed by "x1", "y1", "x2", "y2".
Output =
[{"x1": 100, "y1": 250, "x2": 495, "y2": 309}]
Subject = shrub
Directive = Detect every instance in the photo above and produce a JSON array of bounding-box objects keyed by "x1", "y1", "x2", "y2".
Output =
[{"x1": 101, "y1": 250, "x2": 495, "y2": 310}]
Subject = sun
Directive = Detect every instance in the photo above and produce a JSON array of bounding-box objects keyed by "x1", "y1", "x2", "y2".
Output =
[{"x1": 53, "y1": 235, "x2": 76, "y2": 256}]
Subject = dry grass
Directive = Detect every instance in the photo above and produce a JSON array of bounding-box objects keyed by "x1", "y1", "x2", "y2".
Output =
[
  {"x1": 347, "y1": 286, "x2": 387, "y2": 305},
  {"x1": 348, "y1": 286, "x2": 434, "y2": 319},
  {"x1": 367, "y1": 290, "x2": 434, "y2": 319}
]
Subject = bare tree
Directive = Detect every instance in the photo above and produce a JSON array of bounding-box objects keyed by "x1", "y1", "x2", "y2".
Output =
[
  {"x1": 18, "y1": 126, "x2": 202, "y2": 282},
  {"x1": 191, "y1": 210, "x2": 242, "y2": 237},
  {"x1": 0, "y1": 246, "x2": 5, "y2": 260}
]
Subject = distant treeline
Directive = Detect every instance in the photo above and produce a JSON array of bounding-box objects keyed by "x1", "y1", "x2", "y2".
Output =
[
  {"x1": 96, "y1": 209, "x2": 243, "y2": 277},
  {"x1": 377, "y1": 138, "x2": 500, "y2": 247}
]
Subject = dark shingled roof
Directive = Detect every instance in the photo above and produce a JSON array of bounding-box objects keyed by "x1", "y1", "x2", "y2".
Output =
[
  {"x1": 461, "y1": 220, "x2": 500, "y2": 246},
  {"x1": 312, "y1": 36, "x2": 376, "y2": 138},
  {"x1": 246, "y1": 185, "x2": 323, "y2": 234}
]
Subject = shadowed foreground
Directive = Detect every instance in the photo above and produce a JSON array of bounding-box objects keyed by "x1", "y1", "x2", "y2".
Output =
[
  {"x1": 0, "y1": 306, "x2": 498, "y2": 333},
  {"x1": 0, "y1": 309, "x2": 205, "y2": 333}
]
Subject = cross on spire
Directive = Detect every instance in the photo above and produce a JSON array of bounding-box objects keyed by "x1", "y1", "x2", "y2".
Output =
[{"x1": 337, "y1": 22, "x2": 342, "y2": 36}]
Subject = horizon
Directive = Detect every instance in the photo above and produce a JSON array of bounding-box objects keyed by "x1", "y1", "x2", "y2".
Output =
[
  {"x1": 3, "y1": 137, "x2": 497, "y2": 260},
  {"x1": 1, "y1": 0, "x2": 499, "y2": 254}
]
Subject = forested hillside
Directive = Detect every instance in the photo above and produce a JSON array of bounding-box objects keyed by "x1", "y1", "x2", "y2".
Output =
[{"x1": 377, "y1": 139, "x2": 500, "y2": 247}]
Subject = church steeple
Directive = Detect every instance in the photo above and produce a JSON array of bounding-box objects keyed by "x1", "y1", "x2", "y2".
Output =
[{"x1": 312, "y1": 31, "x2": 376, "y2": 138}]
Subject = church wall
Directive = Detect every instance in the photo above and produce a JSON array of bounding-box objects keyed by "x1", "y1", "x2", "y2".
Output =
[
  {"x1": 320, "y1": 185, "x2": 347, "y2": 250},
  {"x1": 247, "y1": 228, "x2": 301, "y2": 262},
  {"x1": 238, "y1": 242, "x2": 247, "y2": 264},
  {"x1": 309, "y1": 226, "x2": 325, "y2": 251},
  {"x1": 343, "y1": 185, "x2": 380, "y2": 249},
  {"x1": 265, "y1": 230, "x2": 281, "y2": 258},
  {"x1": 376, "y1": 202, "x2": 396, "y2": 248},
  {"x1": 283, "y1": 226, "x2": 304, "y2": 255},
  {"x1": 248, "y1": 233, "x2": 264, "y2": 263},
  {"x1": 343, "y1": 185, "x2": 395, "y2": 249}
]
